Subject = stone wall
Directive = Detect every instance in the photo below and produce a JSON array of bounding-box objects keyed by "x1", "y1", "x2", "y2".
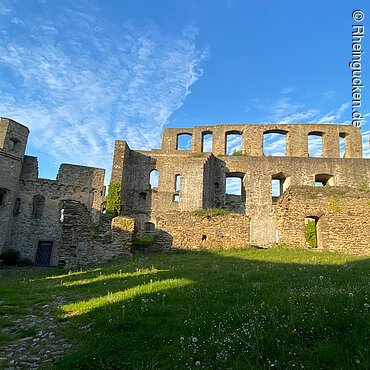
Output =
[
  {"x1": 59, "y1": 200, "x2": 134, "y2": 267},
  {"x1": 155, "y1": 211, "x2": 250, "y2": 250},
  {"x1": 276, "y1": 186, "x2": 370, "y2": 255},
  {"x1": 160, "y1": 123, "x2": 363, "y2": 158},
  {"x1": 0, "y1": 118, "x2": 29, "y2": 252},
  {"x1": 113, "y1": 127, "x2": 370, "y2": 246}
]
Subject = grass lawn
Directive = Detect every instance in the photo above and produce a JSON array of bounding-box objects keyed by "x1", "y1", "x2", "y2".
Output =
[{"x1": 0, "y1": 246, "x2": 369, "y2": 369}]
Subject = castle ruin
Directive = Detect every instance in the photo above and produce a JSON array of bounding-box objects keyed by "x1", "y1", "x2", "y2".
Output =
[{"x1": 0, "y1": 117, "x2": 369, "y2": 267}]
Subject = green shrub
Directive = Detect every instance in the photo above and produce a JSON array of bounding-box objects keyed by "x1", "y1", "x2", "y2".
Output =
[
  {"x1": 106, "y1": 182, "x2": 122, "y2": 217},
  {"x1": 305, "y1": 220, "x2": 317, "y2": 248},
  {"x1": 231, "y1": 150, "x2": 243, "y2": 156},
  {"x1": 359, "y1": 177, "x2": 370, "y2": 192},
  {"x1": 94, "y1": 225, "x2": 100, "y2": 237},
  {"x1": 17, "y1": 258, "x2": 33, "y2": 267},
  {"x1": 0, "y1": 249, "x2": 20, "y2": 265}
]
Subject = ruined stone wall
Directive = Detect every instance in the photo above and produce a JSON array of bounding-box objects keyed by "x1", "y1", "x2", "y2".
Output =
[
  {"x1": 0, "y1": 118, "x2": 29, "y2": 252},
  {"x1": 59, "y1": 200, "x2": 134, "y2": 267},
  {"x1": 276, "y1": 186, "x2": 370, "y2": 255},
  {"x1": 7, "y1": 160, "x2": 106, "y2": 265},
  {"x1": 155, "y1": 211, "x2": 250, "y2": 250},
  {"x1": 161, "y1": 124, "x2": 363, "y2": 158}
]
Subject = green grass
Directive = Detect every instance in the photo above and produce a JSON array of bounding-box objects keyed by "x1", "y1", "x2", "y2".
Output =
[
  {"x1": 0, "y1": 246, "x2": 369, "y2": 369},
  {"x1": 133, "y1": 235, "x2": 155, "y2": 244}
]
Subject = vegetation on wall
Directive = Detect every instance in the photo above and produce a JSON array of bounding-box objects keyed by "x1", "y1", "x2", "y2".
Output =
[
  {"x1": 359, "y1": 177, "x2": 370, "y2": 192},
  {"x1": 328, "y1": 196, "x2": 343, "y2": 212},
  {"x1": 231, "y1": 150, "x2": 243, "y2": 156},
  {"x1": 106, "y1": 182, "x2": 122, "y2": 217},
  {"x1": 305, "y1": 219, "x2": 317, "y2": 248},
  {"x1": 194, "y1": 208, "x2": 232, "y2": 218}
]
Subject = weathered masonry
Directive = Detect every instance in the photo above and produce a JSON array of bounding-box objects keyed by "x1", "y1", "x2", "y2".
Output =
[
  {"x1": 111, "y1": 123, "x2": 370, "y2": 248},
  {"x1": 1, "y1": 118, "x2": 370, "y2": 267},
  {"x1": 276, "y1": 186, "x2": 370, "y2": 255},
  {"x1": 0, "y1": 118, "x2": 134, "y2": 267}
]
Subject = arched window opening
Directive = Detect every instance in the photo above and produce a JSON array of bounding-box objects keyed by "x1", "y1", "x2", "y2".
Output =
[
  {"x1": 202, "y1": 133, "x2": 213, "y2": 152},
  {"x1": 315, "y1": 174, "x2": 334, "y2": 187},
  {"x1": 175, "y1": 174, "x2": 181, "y2": 191},
  {"x1": 226, "y1": 132, "x2": 242, "y2": 155},
  {"x1": 0, "y1": 188, "x2": 9, "y2": 206},
  {"x1": 339, "y1": 133, "x2": 347, "y2": 158},
  {"x1": 32, "y1": 194, "x2": 45, "y2": 218},
  {"x1": 60, "y1": 208, "x2": 65, "y2": 222},
  {"x1": 149, "y1": 170, "x2": 159, "y2": 189},
  {"x1": 144, "y1": 222, "x2": 155, "y2": 235},
  {"x1": 177, "y1": 134, "x2": 192, "y2": 150},
  {"x1": 308, "y1": 132, "x2": 323, "y2": 157},
  {"x1": 305, "y1": 217, "x2": 319, "y2": 248},
  {"x1": 263, "y1": 131, "x2": 287, "y2": 156}
]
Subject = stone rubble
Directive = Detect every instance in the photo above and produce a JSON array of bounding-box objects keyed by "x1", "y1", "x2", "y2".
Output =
[{"x1": 0, "y1": 297, "x2": 73, "y2": 369}]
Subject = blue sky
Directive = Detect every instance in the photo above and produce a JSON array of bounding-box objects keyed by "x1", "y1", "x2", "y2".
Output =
[{"x1": 0, "y1": 0, "x2": 369, "y2": 183}]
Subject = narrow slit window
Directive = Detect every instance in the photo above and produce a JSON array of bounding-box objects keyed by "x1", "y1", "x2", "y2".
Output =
[
  {"x1": 150, "y1": 170, "x2": 159, "y2": 188},
  {"x1": 175, "y1": 174, "x2": 181, "y2": 191},
  {"x1": 339, "y1": 133, "x2": 346, "y2": 158}
]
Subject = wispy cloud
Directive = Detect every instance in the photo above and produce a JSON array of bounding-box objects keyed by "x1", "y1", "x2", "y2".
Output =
[
  {"x1": 280, "y1": 87, "x2": 294, "y2": 94},
  {"x1": 251, "y1": 95, "x2": 369, "y2": 158},
  {"x1": 226, "y1": 177, "x2": 241, "y2": 195},
  {"x1": 362, "y1": 130, "x2": 370, "y2": 158},
  {"x1": 322, "y1": 89, "x2": 336, "y2": 99},
  {"x1": 226, "y1": 134, "x2": 242, "y2": 155},
  {"x1": 263, "y1": 134, "x2": 286, "y2": 156},
  {"x1": 0, "y1": 4, "x2": 208, "y2": 180}
]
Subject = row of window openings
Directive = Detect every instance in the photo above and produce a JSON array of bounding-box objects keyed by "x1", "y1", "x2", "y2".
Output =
[
  {"x1": 150, "y1": 173, "x2": 332, "y2": 199},
  {"x1": 177, "y1": 133, "x2": 347, "y2": 158},
  {"x1": 0, "y1": 192, "x2": 46, "y2": 218},
  {"x1": 149, "y1": 171, "x2": 180, "y2": 202},
  {"x1": 226, "y1": 175, "x2": 333, "y2": 199}
]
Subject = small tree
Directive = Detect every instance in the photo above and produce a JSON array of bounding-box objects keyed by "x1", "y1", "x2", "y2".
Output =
[{"x1": 106, "y1": 182, "x2": 122, "y2": 217}]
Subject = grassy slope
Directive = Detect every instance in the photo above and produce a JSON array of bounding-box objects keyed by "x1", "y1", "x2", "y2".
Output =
[{"x1": 0, "y1": 246, "x2": 369, "y2": 369}]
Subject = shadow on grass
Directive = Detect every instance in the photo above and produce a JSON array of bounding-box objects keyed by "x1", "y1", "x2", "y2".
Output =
[{"x1": 44, "y1": 247, "x2": 370, "y2": 370}]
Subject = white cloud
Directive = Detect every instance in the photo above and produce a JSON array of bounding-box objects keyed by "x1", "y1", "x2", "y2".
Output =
[
  {"x1": 226, "y1": 177, "x2": 241, "y2": 195},
  {"x1": 254, "y1": 95, "x2": 369, "y2": 158},
  {"x1": 263, "y1": 134, "x2": 286, "y2": 156},
  {"x1": 362, "y1": 130, "x2": 370, "y2": 158},
  {"x1": 226, "y1": 134, "x2": 242, "y2": 154},
  {"x1": 280, "y1": 87, "x2": 294, "y2": 94},
  {"x1": 0, "y1": 6, "x2": 208, "y2": 181},
  {"x1": 322, "y1": 89, "x2": 336, "y2": 99},
  {"x1": 202, "y1": 134, "x2": 212, "y2": 152}
]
